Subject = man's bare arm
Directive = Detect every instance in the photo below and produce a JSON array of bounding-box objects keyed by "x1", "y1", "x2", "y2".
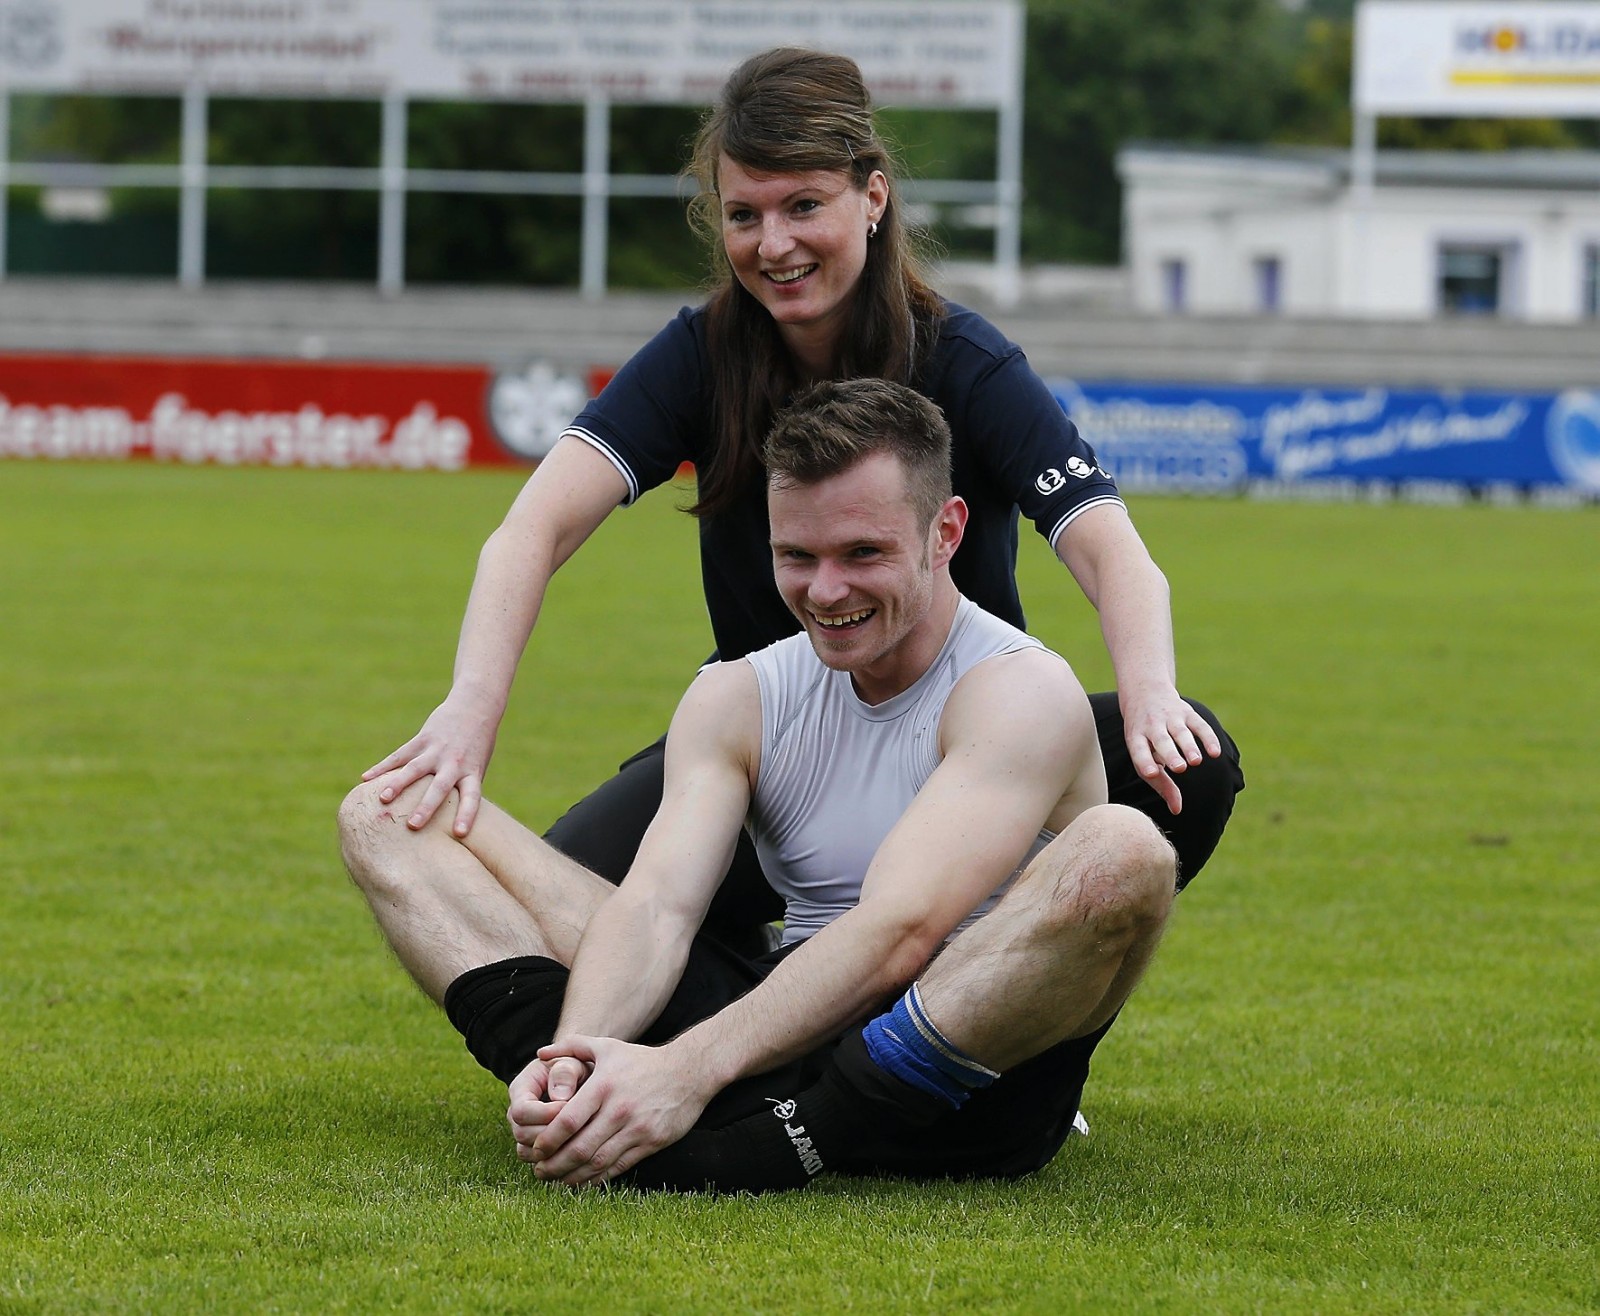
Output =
[
  {"x1": 670, "y1": 647, "x2": 1104, "y2": 1088},
  {"x1": 553, "y1": 661, "x2": 759, "y2": 1042},
  {"x1": 506, "y1": 661, "x2": 758, "y2": 1172},
  {"x1": 530, "y1": 647, "x2": 1103, "y2": 1182}
]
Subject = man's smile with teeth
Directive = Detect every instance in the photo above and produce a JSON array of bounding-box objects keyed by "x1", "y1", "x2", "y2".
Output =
[
  {"x1": 814, "y1": 608, "x2": 875, "y2": 628},
  {"x1": 766, "y1": 264, "x2": 818, "y2": 284}
]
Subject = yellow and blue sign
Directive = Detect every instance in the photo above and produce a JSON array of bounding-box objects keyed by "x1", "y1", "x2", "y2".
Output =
[{"x1": 1358, "y1": 1, "x2": 1600, "y2": 117}]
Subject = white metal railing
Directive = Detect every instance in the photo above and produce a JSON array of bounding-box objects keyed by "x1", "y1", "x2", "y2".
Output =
[{"x1": 0, "y1": 89, "x2": 1019, "y2": 301}]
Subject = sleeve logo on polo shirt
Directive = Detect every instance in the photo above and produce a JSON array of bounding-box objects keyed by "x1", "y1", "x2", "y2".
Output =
[{"x1": 1035, "y1": 456, "x2": 1098, "y2": 495}]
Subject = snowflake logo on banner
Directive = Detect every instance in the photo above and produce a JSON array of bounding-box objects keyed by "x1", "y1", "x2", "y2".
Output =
[
  {"x1": 487, "y1": 361, "x2": 589, "y2": 462},
  {"x1": 1546, "y1": 390, "x2": 1600, "y2": 494},
  {"x1": 0, "y1": 2, "x2": 63, "y2": 70}
]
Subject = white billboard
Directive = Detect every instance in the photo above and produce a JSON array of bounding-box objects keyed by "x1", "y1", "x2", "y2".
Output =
[
  {"x1": 1356, "y1": 1, "x2": 1600, "y2": 117},
  {"x1": 0, "y1": 0, "x2": 1021, "y2": 107}
]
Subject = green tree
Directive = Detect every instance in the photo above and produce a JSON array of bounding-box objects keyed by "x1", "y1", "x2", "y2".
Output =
[
  {"x1": 8, "y1": 92, "x2": 179, "y2": 164},
  {"x1": 403, "y1": 101, "x2": 582, "y2": 286},
  {"x1": 1273, "y1": 15, "x2": 1355, "y2": 145},
  {"x1": 205, "y1": 98, "x2": 382, "y2": 280},
  {"x1": 6, "y1": 94, "x2": 182, "y2": 277},
  {"x1": 1019, "y1": 0, "x2": 1303, "y2": 263}
]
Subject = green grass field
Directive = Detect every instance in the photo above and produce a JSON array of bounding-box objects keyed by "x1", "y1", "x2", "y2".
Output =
[{"x1": 2, "y1": 461, "x2": 1596, "y2": 1313}]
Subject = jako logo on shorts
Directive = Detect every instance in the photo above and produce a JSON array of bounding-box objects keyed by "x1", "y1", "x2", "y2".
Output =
[{"x1": 767, "y1": 1098, "x2": 823, "y2": 1177}]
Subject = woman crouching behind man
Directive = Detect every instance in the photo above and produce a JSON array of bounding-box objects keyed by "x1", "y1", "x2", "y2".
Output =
[{"x1": 361, "y1": 46, "x2": 1244, "y2": 944}]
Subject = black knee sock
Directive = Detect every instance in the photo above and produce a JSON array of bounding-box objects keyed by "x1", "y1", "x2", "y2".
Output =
[{"x1": 626, "y1": 1030, "x2": 946, "y2": 1193}]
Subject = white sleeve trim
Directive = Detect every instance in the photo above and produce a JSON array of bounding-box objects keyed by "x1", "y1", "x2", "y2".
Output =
[
  {"x1": 1047, "y1": 494, "x2": 1125, "y2": 551},
  {"x1": 564, "y1": 426, "x2": 640, "y2": 505}
]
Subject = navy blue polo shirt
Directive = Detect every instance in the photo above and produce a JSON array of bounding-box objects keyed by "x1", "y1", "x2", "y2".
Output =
[{"x1": 565, "y1": 301, "x2": 1122, "y2": 662}]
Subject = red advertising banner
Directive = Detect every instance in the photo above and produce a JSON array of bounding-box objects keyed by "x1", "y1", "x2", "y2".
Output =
[{"x1": 0, "y1": 353, "x2": 612, "y2": 470}]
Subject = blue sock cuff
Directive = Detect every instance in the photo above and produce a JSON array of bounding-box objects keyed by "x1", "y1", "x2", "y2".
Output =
[{"x1": 861, "y1": 984, "x2": 1000, "y2": 1110}]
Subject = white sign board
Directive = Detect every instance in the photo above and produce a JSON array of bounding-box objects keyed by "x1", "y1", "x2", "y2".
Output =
[
  {"x1": 0, "y1": 0, "x2": 1021, "y2": 107},
  {"x1": 1356, "y1": 0, "x2": 1600, "y2": 117}
]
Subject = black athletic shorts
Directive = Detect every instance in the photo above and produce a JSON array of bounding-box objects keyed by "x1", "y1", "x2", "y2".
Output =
[{"x1": 444, "y1": 932, "x2": 1114, "y2": 1185}]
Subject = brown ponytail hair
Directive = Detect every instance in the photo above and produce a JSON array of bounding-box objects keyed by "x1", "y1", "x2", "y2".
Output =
[{"x1": 683, "y1": 47, "x2": 944, "y2": 518}]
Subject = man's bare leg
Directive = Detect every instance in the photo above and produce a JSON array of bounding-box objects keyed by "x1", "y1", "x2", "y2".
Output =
[
  {"x1": 338, "y1": 777, "x2": 615, "y2": 1003},
  {"x1": 612, "y1": 803, "x2": 1177, "y2": 1193},
  {"x1": 915, "y1": 802, "x2": 1176, "y2": 1069}
]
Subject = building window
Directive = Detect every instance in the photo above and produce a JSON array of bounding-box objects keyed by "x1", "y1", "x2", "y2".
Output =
[
  {"x1": 1438, "y1": 244, "x2": 1510, "y2": 315},
  {"x1": 1161, "y1": 258, "x2": 1187, "y2": 313},
  {"x1": 1584, "y1": 244, "x2": 1599, "y2": 319},
  {"x1": 1253, "y1": 255, "x2": 1283, "y2": 313}
]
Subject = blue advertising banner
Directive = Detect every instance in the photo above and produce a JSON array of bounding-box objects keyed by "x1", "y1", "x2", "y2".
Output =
[{"x1": 1050, "y1": 379, "x2": 1600, "y2": 500}]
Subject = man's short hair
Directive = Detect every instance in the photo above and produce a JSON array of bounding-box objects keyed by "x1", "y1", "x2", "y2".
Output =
[{"x1": 763, "y1": 379, "x2": 953, "y2": 529}]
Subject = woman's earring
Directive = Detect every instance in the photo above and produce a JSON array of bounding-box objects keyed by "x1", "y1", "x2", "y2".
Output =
[{"x1": 868, "y1": 221, "x2": 879, "y2": 239}]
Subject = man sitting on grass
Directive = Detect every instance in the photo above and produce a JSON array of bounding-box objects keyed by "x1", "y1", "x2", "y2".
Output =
[{"x1": 339, "y1": 378, "x2": 1178, "y2": 1191}]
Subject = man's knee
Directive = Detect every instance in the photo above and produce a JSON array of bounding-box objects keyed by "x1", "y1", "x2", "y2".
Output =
[
  {"x1": 1042, "y1": 804, "x2": 1176, "y2": 943},
  {"x1": 337, "y1": 778, "x2": 457, "y2": 896}
]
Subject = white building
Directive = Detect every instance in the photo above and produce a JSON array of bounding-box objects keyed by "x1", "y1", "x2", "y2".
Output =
[{"x1": 1117, "y1": 144, "x2": 1600, "y2": 324}]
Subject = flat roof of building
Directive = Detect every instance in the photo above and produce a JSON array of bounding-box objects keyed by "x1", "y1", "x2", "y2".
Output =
[{"x1": 1119, "y1": 142, "x2": 1600, "y2": 191}]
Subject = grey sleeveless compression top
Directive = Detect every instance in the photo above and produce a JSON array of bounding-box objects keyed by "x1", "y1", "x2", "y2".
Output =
[{"x1": 745, "y1": 597, "x2": 1057, "y2": 946}]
